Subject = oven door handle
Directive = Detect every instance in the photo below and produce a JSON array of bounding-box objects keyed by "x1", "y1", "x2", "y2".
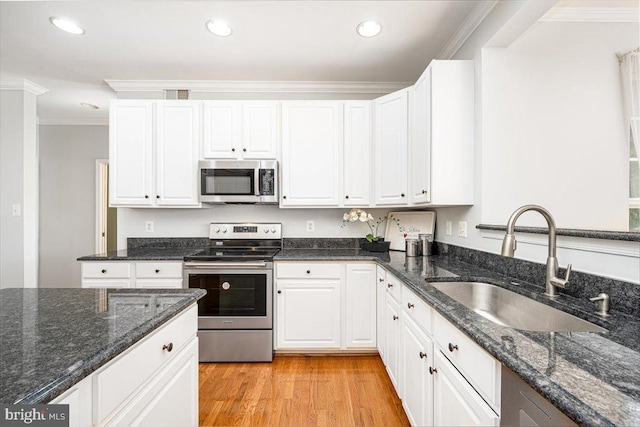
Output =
[
  {"x1": 254, "y1": 169, "x2": 261, "y2": 198},
  {"x1": 184, "y1": 262, "x2": 268, "y2": 269}
]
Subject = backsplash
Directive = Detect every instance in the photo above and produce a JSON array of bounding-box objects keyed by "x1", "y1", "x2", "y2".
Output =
[
  {"x1": 283, "y1": 238, "x2": 362, "y2": 249},
  {"x1": 438, "y1": 242, "x2": 640, "y2": 318}
]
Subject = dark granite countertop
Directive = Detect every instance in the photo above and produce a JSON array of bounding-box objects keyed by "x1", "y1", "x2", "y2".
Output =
[
  {"x1": 275, "y1": 249, "x2": 640, "y2": 427},
  {"x1": 77, "y1": 247, "x2": 207, "y2": 261},
  {"x1": 0, "y1": 288, "x2": 206, "y2": 404}
]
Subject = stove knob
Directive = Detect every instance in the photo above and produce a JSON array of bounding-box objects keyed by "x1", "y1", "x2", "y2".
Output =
[
  {"x1": 214, "y1": 227, "x2": 220, "y2": 233},
  {"x1": 271, "y1": 227, "x2": 277, "y2": 233},
  {"x1": 264, "y1": 228, "x2": 269, "y2": 233},
  {"x1": 221, "y1": 227, "x2": 228, "y2": 234}
]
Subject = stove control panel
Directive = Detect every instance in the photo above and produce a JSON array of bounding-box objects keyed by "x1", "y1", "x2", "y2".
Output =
[{"x1": 209, "y1": 223, "x2": 282, "y2": 239}]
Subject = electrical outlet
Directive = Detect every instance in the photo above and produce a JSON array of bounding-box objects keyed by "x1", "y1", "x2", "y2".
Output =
[
  {"x1": 445, "y1": 221, "x2": 452, "y2": 236},
  {"x1": 458, "y1": 221, "x2": 468, "y2": 238},
  {"x1": 306, "y1": 220, "x2": 315, "y2": 232},
  {"x1": 11, "y1": 204, "x2": 21, "y2": 217},
  {"x1": 145, "y1": 221, "x2": 154, "y2": 233}
]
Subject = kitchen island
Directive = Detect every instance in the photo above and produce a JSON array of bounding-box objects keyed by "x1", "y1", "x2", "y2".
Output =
[{"x1": 0, "y1": 287, "x2": 205, "y2": 425}]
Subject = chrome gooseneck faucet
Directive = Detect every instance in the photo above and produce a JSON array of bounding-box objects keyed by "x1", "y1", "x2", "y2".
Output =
[{"x1": 501, "y1": 204, "x2": 572, "y2": 298}]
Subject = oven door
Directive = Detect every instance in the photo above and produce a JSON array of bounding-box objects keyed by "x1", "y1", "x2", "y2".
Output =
[{"x1": 183, "y1": 262, "x2": 272, "y2": 330}]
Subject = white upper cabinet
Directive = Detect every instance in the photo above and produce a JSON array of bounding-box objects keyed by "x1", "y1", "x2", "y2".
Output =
[
  {"x1": 343, "y1": 101, "x2": 371, "y2": 206},
  {"x1": 202, "y1": 101, "x2": 241, "y2": 159},
  {"x1": 202, "y1": 101, "x2": 277, "y2": 160},
  {"x1": 281, "y1": 102, "x2": 342, "y2": 207},
  {"x1": 110, "y1": 100, "x2": 200, "y2": 208},
  {"x1": 242, "y1": 102, "x2": 278, "y2": 159},
  {"x1": 374, "y1": 89, "x2": 409, "y2": 206},
  {"x1": 410, "y1": 60, "x2": 474, "y2": 206},
  {"x1": 110, "y1": 101, "x2": 154, "y2": 206},
  {"x1": 155, "y1": 101, "x2": 200, "y2": 206}
]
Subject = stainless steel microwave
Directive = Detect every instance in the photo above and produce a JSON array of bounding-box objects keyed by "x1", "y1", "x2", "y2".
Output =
[{"x1": 199, "y1": 160, "x2": 278, "y2": 204}]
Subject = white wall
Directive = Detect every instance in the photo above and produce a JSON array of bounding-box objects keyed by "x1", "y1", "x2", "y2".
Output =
[
  {"x1": 38, "y1": 125, "x2": 109, "y2": 288},
  {"x1": 0, "y1": 88, "x2": 38, "y2": 288},
  {"x1": 118, "y1": 206, "x2": 392, "y2": 245},
  {"x1": 435, "y1": 5, "x2": 640, "y2": 284}
]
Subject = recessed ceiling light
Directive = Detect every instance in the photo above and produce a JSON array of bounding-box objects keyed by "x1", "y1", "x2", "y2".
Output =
[
  {"x1": 356, "y1": 21, "x2": 382, "y2": 38},
  {"x1": 49, "y1": 17, "x2": 85, "y2": 35},
  {"x1": 80, "y1": 103, "x2": 99, "y2": 110},
  {"x1": 206, "y1": 20, "x2": 233, "y2": 37}
]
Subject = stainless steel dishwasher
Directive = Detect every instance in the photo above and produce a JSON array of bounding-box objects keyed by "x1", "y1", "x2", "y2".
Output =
[{"x1": 501, "y1": 365, "x2": 577, "y2": 427}]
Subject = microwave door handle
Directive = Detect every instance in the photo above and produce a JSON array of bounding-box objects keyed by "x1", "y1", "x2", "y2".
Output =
[{"x1": 254, "y1": 169, "x2": 260, "y2": 198}]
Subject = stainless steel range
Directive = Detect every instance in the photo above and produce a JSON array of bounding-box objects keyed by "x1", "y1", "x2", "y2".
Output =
[{"x1": 183, "y1": 223, "x2": 281, "y2": 362}]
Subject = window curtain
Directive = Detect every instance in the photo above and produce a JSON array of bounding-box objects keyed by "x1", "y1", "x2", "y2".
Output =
[{"x1": 619, "y1": 48, "x2": 640, "y2": 158}]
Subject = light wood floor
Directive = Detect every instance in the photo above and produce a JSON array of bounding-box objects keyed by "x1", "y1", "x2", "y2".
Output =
[{"x1": 199, "y1": 355, "x2": 410, "y2": 427}]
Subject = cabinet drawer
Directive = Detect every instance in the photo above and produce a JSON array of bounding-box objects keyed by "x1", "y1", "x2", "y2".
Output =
[
  {"x1": 135, "y1": 262, "x2": 183, "y2": 278},
  {"x1": 82, "y1": 262, "x2": 131, "y2": 279},
  {"x1": 402, "y1": 287, "x2": 432, "y2": 334},
  {"x1": 433, "y1": 312, "x2": 500, "y2": 407},
  {"x1": 276, "y1": 262, "x2": 342, "y2": 279},
  {"x1": 93, "y1": 305, "x2": 197, "y2": 425},
  {"x1": 386, "y1": 273, "x2": 402, "y2": 302}
]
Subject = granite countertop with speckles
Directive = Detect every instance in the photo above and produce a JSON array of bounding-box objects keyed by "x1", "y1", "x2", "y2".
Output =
[
  {"x1": 0, "y1": 288, "x2": 206, "y2": 404},
  {"x1": 77, "y1": 247, "x2": 207, "y2": 261},
  {"x1": 276, "y1": 249, "x2": 640, "y2": 427}
]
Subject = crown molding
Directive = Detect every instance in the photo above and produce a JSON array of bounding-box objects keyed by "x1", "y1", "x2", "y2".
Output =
[
  {"x1": 540, "y1": 0, "x2": 639, "y2": 22},
  {"x1": 104, "y1": 80, "x2": 411, "y2": 95},
  {"x1": 0, "y1": 79, "x2": 48, "y2": 95},
  {"x1": 38, "y1": 117, "x2": 109, "y2": 126},
  {"x1": 436, "y1": 1, "x2": 499, "y2": 59}
]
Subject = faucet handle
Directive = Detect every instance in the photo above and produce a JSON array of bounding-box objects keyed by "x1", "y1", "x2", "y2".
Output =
[{"x1": 550, "y1": 264, "x2": 572, "y2": 289}]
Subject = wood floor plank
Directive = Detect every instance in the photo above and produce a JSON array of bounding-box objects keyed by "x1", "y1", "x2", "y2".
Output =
[{"x1": 199, "y1": 355, "x2": 410, "y2": 427}]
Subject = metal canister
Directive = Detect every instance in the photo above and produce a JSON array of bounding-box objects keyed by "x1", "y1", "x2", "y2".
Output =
[
  {"x1": 418, "y1": 233, "x2": 433, "y2": 256},
  {"x1": 405, "y1": 238, "x2": 422, "y2": 257}
]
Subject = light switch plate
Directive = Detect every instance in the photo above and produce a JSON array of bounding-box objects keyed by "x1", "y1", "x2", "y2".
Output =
[
  {"x1": 11, "y1": 204, "x2": 21, "y2": 217},
  {"x1": 145, "y1": 221, "x2": 154, "y2": 233},
  {"x1": 306, "y1": 221, "x2": 315, "y2": 232}
]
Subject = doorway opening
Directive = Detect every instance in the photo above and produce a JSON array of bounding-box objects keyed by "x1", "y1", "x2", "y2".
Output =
[{"x1": 96, "y1": 159, "x2": 117, "y2": 253}]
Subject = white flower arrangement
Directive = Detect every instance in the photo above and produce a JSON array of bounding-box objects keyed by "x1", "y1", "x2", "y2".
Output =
[{"x1": 341, "y1": 208, "x2": 399, "y2": 242}]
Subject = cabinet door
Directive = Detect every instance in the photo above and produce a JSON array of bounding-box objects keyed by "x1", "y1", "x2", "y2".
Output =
[
  {"x1": 345, "y1": 263, "x2": 376, "y2": 349},
  {"x1": 429, "y1": 60, "x2": 474, "y2": 205},
  {"x1": 109, "y1": 101, "x2": 153, "y2": 206},
  {"x1": 374, "y1": 89, "x2": 408, "y2": 206},
  {"x1": 202, "y1": 101, "x2": 241, "y2": 159},
  {"x1": 242, "y1": 102, "x2": 278, "y2": 159},
  {"x1": 155, "y1": 101, "x2": 200, "y2": 206},
  {"x1": 281, "y1": 102, "x2": 342, "y2": 206},
  {"x1": 409, "y1": 67, "x2": 432, "y2": 205},
  {"x1": 402, "y1": 315, "x2": 434, "y2": 427},
  {"x1": 433, "y1": 351, "x2": 500, "y2": 427},
  {"x1": 376, "y1": 266, "x2": 386, "y2": 358},
  {"x1": 276, "y1": 278, "x2": 341, "y2": 348},
  {"x1": 105, "y1": 338, "x2": 199, "y2": 427},
  {"x1": 384, "y1": 293, "x2": 402, "y2": 396},
  {"x1": 343, "y1": 101, "x2": 371, "y2": 206}
]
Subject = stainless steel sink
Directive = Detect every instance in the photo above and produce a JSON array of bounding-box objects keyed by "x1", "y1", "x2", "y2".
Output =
[{"x1": 430, "y1": 281, "x2": 607, "y2": 333}]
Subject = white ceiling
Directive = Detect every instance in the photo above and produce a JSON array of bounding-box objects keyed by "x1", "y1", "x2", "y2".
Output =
[{"x1": 0, "y1": 1, "x2": 489, "y2": 124}]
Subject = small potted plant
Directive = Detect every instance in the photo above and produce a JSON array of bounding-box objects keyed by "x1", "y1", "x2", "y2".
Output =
[{"x1": 342, "y1": 208, "x2": 399, "y2": 252}]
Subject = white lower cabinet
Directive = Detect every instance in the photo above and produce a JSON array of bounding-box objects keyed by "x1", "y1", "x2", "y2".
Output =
[
  {"x1": 433, "y1": 350, "x2": 499, "y2": 426},
  {"x1": 81, "y1": 262, "x2": 183, "y2": 289},
  {"x1": 345, "y1": 263, "x2": 376, "y2": 349},
  {"x1": 49, "y1": 306, "x2": 198, "y2": 427},
  {"x1": 384, "y1": 293, "x2": 402, "y2": 396},
  {"x1": 275, "y1": 262, "x2": 377, "y2": 351},
  {"x1": 401, "y1": 314, "x2": 434, "y2": 427},
  {"x1": 378, "y1": 271, "x2": 501, "y2": 427},
  {"x1": 276, "y1": 276, "x2": 342, "y2": 349},
  {"x1": 376, "y1": 266, "x2": 387, "y2": 357}
]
